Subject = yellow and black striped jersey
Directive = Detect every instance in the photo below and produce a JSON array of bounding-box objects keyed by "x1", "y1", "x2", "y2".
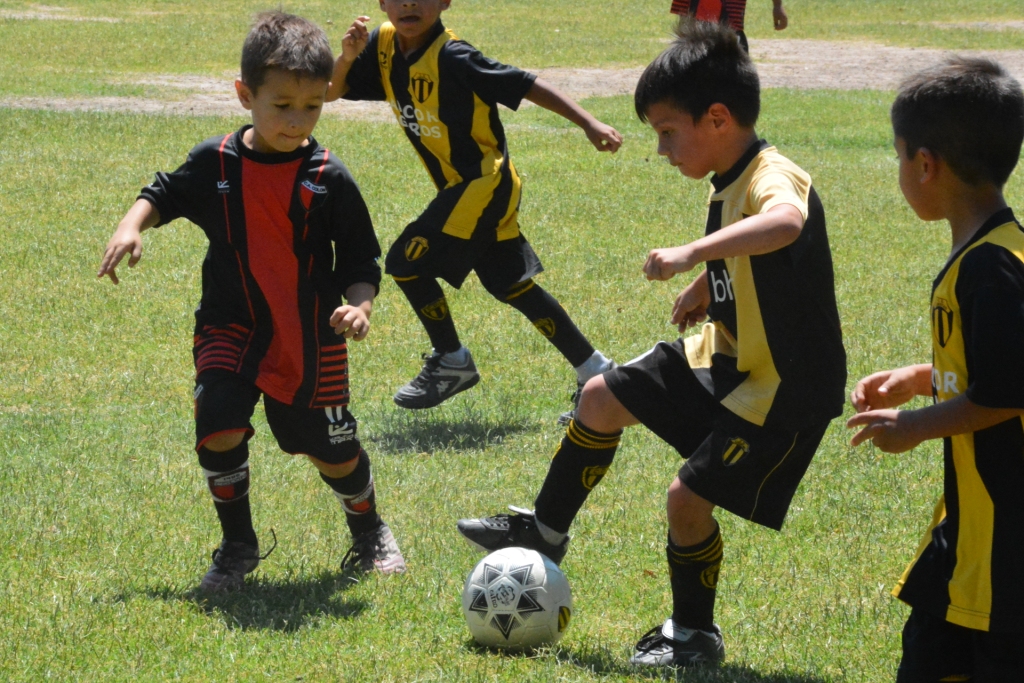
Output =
[
  {"x1": 893, "y1": 207, "x2": 1024, "y2": 633},
  {"x1": 342, "y1": 21, "x2": 535, "y2": 240},
  {"x1": 683, "y1": 140, "x2": 846, "y2": 432}
]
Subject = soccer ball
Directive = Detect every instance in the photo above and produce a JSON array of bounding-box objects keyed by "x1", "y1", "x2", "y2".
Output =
[{"x1": 461, "y1": 547, "x2": 572, "y2": 651}]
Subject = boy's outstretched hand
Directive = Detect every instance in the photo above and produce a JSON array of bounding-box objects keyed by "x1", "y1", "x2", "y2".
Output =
[
  {"x1": 849, "y1": 364, "x2": 932, "y2": 413},
  {"x1": 98, "y1": 199, "x2": 159, "y2": 284},
  {"x1": 643, "y1": 244, "x2": 699, "y2": 280},
  {"x1": 340, "y1": 15, "x2": 371, "y2": 62},
  {"x1": 670, "y1": 271, "x2": 710, "y2": 332},
  {"x1": 331, "y1": 305, "x2": 370, "y2": 341},
  {"x1": 584, "y1": 120, "x2": 623, "y2": 153}
]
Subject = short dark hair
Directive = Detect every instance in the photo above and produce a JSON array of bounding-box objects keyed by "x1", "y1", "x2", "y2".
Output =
[
  {"x1": 635, "y1": 17, "x2": 760, "y2": 127},
  {"x1": 892, "y1": 57, "x2": 1024, "y2": 187},
  {"x1": 240, "y1": 11, "x2": 334, "y2": 93}
]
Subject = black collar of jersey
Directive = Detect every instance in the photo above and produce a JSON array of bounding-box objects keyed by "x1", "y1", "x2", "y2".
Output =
[
  {"x1": 233, "y1": 125, "x2": 320, "y2": 164},
  {"x1": 394, "y1": 20, "x2": 447, "y2": 64},
  {"x1": 710, "y1": 138, "x2": 770, "y2": 193},
  {"x1": 932, "y1": 206, "x2": 1019, "y2": 291}
]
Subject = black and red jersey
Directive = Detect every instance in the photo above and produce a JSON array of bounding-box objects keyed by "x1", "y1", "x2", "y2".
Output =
[
  {"x1": 139, "y1": 126, "x2": 381, "y2": 408},
  {"x1": 670, "y1": 0, "x2": 748, "y2": 32}
]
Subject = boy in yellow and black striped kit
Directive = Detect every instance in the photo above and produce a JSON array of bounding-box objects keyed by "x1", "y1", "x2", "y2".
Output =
[
  {"x1": 849, "y1": 58, "x2": 1024, "y2": 681},
  {"x1": 327, "y1": 1, "x2": 620, "y2": 416},
  {"x1": 458, "y1": 19, "x2": 846, "y2": 668}
]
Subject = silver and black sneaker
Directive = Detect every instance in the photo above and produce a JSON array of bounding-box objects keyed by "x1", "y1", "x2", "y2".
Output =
[
  {"x1": 393, "y1": 349, "x2": 480, "y2": 409},
  {"x1": 340, "y1": 522, "x2": 407, "y2": 575},
  {"x1": 629, "y1": 619, "x2": 725, "y2": 668},
  {"x1": 456, "y1": 506, "x2": 569, "y2": 565},
  {"x1": 199, "y1": 540, "x2": 262, "y2": 593}
]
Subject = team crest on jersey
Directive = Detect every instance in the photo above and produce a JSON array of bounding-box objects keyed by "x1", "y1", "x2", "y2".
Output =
[
  {"x1": 701, "y1": 562, "x2": 721, "y2": 589},
  {"x1": 405, "y1": 236, "x2": 429, "y2": 261},
  {"x1": 722, "y1": 437, "x2": 749, "y2": 466},
  {"x1": 300, "y1": 179, "x2": 328, "y2": 211},
  {"x1": 581, "y1": 465, "x2": 608, "y2": 490},
  {"x1": 932, "y1": 298, "x2": 954, "y2": 348},
  {"x1": 532, "y1": 318, "x2": 556, "y2": 338},
  {"x1": 411, "y1": 73, "x2": 435, "y2": 103},
  {"x1": 421, "y1": 297, "x2": 449, "y2": 321}
]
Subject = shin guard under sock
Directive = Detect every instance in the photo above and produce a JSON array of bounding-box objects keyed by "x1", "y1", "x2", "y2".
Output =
[
  {"x1": 319, "y1": 449, "x2": 382, "y2": 537},
  {"x1": 533, "y1": 419, "x2": 621, "y2": 534},
  {"x1": 667, "y1": 523, "x2": 722, "y2": 632},
  {"x1": 393, "y1": 276, "x2": 461, "y2": 354},
  {"x1": 501, "y1": 280, "x2": 594, "y2": 367},
  {"x1": 198, "y1": 443, "x2": 257, "y2": 547}
]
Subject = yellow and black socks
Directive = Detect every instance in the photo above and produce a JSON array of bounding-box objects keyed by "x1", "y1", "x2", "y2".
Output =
[
  {"x1": 320, "y1": 449, "x2": 382, "y2": 537},
  {"x1": 393, "y1": 276, "x2": 461, "y2": 354},
  {"x1": 667, "y1": 523, "x2": 723, "y2": 632},
  {"x1": 500, "y1": 280, "x2": 594, "y2": 367},
  {"x1": 533, "y1": 419, "x2": 622, "y2": 534},
  {"x1": 198, "y1": 442, "x2": 257, "y2": 547}
]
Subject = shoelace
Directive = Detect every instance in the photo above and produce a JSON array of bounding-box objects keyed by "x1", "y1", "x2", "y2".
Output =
[
  {"x1": 211, "y1": 528, "x2": 278, "y2": 569},
  {"x1": 341, "y1": 529, "x2": 387, "y2": 569}
]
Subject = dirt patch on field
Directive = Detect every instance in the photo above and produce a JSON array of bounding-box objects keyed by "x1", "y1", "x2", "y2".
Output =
[
  {"x1": 0, "y1": 4, "x2": 121, "y2": 22},
  {"x1": 2, "y1": 39, "x2": 1023, "y2": 118}
]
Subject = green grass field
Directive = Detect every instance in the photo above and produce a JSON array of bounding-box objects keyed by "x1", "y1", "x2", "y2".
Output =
[{"x1": 1, "y1": 1, "x2": 1023, "y2": 681}]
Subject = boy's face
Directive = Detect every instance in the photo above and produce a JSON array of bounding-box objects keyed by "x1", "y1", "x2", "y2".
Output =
[
  {"x1": 379, "y1": 0, "x2": 450, "y2": 45},
  {"x1": 236, "y1": 69, "x2": 327, "y2": 154},
  {"x1": 646, "y1": 101, "x2": 720, "y2": 180}
]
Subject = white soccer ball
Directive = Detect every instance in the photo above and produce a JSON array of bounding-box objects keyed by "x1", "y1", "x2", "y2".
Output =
[{"x1": 461, "y1": 547, "x2": 573, "y2": 651}]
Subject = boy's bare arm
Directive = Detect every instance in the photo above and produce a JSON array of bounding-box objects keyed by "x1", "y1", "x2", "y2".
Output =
[
  {"x1": 850, "y1": 364, "x2": 933, "y2": 413},
  {"x1": 847, "y1": 394, "x2": 1024, "y2": 454},
  {"x1": 326, "y1": 16, "x2": 371, "y2": 102},
  {"x1": 643, "y1": 203, "x2": 803, "y2": 280},
  {"x1": 330, "y1": 282, "x2": 375, "y2": 341},
  {"x1": 98, "y1": 199, "x2": 161, "y2": 284},
  {"x1": 523, "y1": 78, "x2": 622, "y2": 152},
  {"x1": 772, "y1": 1, "x2": 788, "y2": 30}
]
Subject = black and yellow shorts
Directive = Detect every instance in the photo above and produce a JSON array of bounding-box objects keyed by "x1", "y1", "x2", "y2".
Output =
[
  {"x1": 603, "y1": 339, "x2": 828, "y2": 531},
  {"x1": 384, "y1": 178, "x2": 543, "y2": 292},
  {"x1": 193, "y1": 369, "x2": 361, "y2": 464}
]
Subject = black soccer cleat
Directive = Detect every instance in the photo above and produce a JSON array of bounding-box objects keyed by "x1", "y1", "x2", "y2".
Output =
[
  {"x1": 629, "y1": 619, "x2": 725, "y2": 668},
  {"x1": 557, "y1": 381, "x2": 584, "y2": 426},
  {"x1": 199, "y1": 540, "x2": 261, "y2": 593},
  {"x1": 393, "y1": 349, "x2": 480, "y2": 409},
  {"x1": 456, "y1": 506, "x2": 569, "y2": 565}
]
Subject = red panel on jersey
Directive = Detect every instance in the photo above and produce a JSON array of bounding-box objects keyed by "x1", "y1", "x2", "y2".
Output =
[{"x1": 242, "y1": 156, "x2": 305, "y2": 403}]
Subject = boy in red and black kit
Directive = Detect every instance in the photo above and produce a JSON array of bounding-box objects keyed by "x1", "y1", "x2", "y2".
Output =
[
  {"x1": 98, "y1": 11, "x2": 405, "y2": 592},
  {"x1": 670, "y1": 0, "x2": 788, "y2": 52}
]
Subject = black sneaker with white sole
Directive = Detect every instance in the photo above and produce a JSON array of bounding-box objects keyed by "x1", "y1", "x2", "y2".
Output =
[
  {"x1": 557, "y1": 381, "x2": 584, "y2": 426},
  {"x1": 394, "y1": 349, "x2": 480, "y2": 409},
  {"x1": 456, "y1": 506, "x2": 569, "y2": 565},
  {"x1": 629, "y1": 619, "x2": 725, "y2": 668}
]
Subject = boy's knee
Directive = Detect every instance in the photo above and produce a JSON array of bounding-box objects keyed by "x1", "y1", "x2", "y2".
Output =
[
  {"x1": 308, "y1": 454, "x2": 359, "y2": 479},
  {"x1": 577, "y1": 376, "x2": 630, "y2": 432},
  {"x1": 202, "y1": 430, "x2": 246, "y2": 453},
  {"x1": 667, "y1": 478, "x2": 717, "y2": 543}
]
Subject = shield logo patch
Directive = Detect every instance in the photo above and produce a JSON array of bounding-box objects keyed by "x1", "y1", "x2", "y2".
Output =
[
  {"x1": 533, "y1": 318, "x2": 556, "y2": 338},
  {"x1": 581, "y1": 465, "x2": 608, "y2": 490},
  {"x1": 932, "y1": 299, "x2": 954, "y2": 348},
  {"x1": 420, "y1": 297, "x2": 449, "y2": 321},
  {"x1": 411, "y1": 73, "x2": 434, "y2": 103},
  {"x1": 405, "y1": 236, "x2": 429, "y2": 261},
  {"x1": 722, "y1": 437, "x2": 749, "y2": 466}
]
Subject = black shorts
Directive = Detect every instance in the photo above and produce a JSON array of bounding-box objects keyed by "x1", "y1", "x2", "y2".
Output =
[
  {"x1": 897, "y1": 608, "x2": 1024, "y2": 682},
  {"x1": 384, "y1": 182, "x2": 543, "y2": 291},
  {"x1": 603, "y1": 340, "x2": 828, "y2": 531},
  {"x1": 193, "y1": 370, "x2": 361, "y2": 464}
]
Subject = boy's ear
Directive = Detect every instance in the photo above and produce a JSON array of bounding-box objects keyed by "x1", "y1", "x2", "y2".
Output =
[
  {"x1": 235, "y1": 79, "x2": 254, "y2": 111},
  {"x1": 706, "y1": 102, "x2": 733, "y2": 131},
  {"x1": 915, "y1": 147, "x2": 940, "y2": 184}
]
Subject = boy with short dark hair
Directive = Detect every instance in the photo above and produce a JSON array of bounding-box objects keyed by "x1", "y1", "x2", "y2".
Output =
[
  {"x1": 458, "y1": 18, "x2": 846, "y2": 668},
  {"x1": 98, "y1": 11, "x2": 405, "y2": 592},
  {"x1": 849, "y1": 57, "x2": 1024, "y2": 681},
  {"x1": 326, "y1": 0, "x2": 620, "y2": 418}
]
